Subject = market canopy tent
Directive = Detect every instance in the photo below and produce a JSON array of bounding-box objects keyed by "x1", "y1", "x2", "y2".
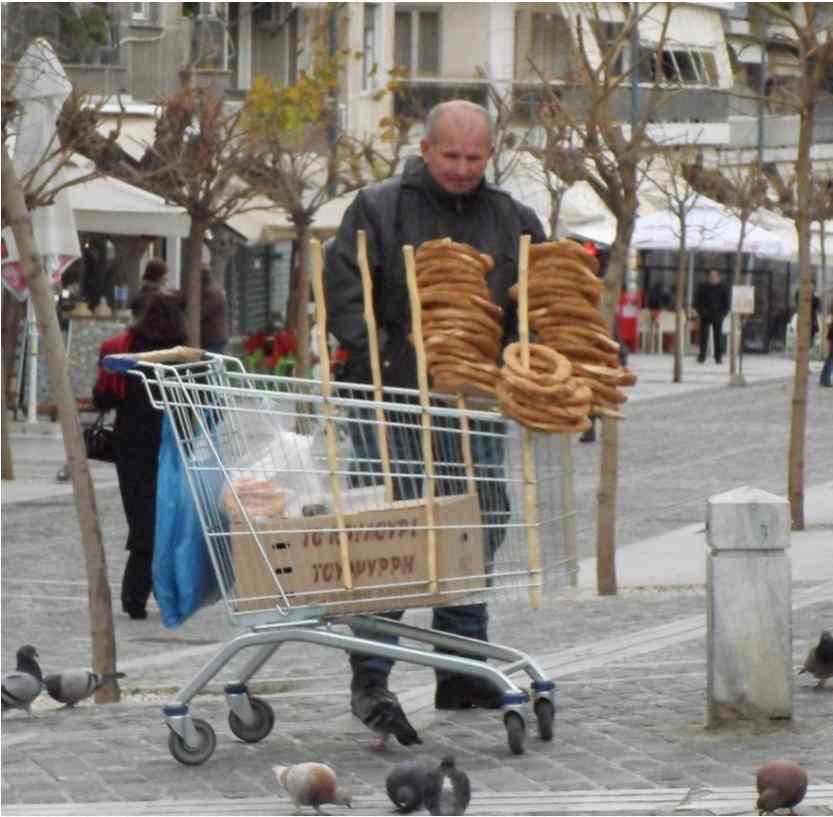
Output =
[
  {"x1": 631, "y1": 200, "x2": 791, "y2": 257},
  {"x1": 65, "y1": 160, "x2": 191, "y2": 238}
]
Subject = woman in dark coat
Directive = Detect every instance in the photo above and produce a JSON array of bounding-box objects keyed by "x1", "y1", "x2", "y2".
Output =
[{"x1": 93, "y1": 292, "x2": 187, "y2": 619}]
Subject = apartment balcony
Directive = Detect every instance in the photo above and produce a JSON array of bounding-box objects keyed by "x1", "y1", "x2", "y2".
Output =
[{"x1": 392, "y1": 80, "x2": 489, "y2": 119}]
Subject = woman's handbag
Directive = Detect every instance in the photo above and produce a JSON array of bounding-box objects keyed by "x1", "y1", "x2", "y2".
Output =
[{"x1": 83, "y1": 413, "x2": 116, "y2": 462}]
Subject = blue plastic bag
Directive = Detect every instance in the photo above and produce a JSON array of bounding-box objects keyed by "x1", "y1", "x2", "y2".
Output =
[{"x1": 153, "y1": 414, "x2": 223, "y2": 628}]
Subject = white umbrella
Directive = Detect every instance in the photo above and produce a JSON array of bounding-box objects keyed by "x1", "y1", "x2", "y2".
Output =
[
  {"x1": 632, "y1": 199, "x2": 791, "y2": 257},
  {"x1": 1, "y1": 39, "x2": 81, "y2": 422}
]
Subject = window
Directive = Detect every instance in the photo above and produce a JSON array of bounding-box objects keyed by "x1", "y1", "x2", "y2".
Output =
[
  {"x1": 591, "y1": 20, "x2": 625, "y2": 76},
  {"x1": 637, "y1": 45, "x2": 718, "y2": 86},
  {"x1": 132, "y1": 3, "x2": 151, "y2": 22},
  {"x1": 394, "y1": 8, "x2": 440, "y2": 77},
  {"x1": 517, "y1": 12, "x2": 573, "y2": 81},
  {"x1": 188, "y1": 2, "x2": 229, "y2": 70},
  {"x1": 362, "y1": 4, "x2": 380, "y2": 91}
]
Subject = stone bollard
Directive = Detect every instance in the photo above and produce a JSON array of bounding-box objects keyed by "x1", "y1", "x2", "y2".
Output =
[{"x1": 706, "y1": 486, "x2": 792, "y2": 727}]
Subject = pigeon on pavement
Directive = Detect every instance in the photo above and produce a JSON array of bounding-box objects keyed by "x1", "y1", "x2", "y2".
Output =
[
  {"x1": 386, "y1": 759, "x2": 429, "y2": 813},
  {"x1": 351, "y1": 685, "x2": 421, "y2": 750},
  {"x1": 799, "y1": 630, "x2": 833, "y2": 688},
  {"x1": 423, "y1": 755, "x2": 471, "y2": 816},
  {"x1": 274, "y1": 762, "x2": 351, "y2": 815},
  {"x1": 756, "y1": 759, "x2": 808, "y2": 815},
  {"x1": 2, "y1": 645, "x2": 44, "y2": 716},
  {"x1": 44, "y1": 670, "x2": 126, "y2": 707}
]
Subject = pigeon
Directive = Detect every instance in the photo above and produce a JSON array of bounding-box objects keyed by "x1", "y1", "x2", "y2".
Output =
[
  {"x1": 386, "y1": 759, "x2": 429, "y2": 813},
  {"x1": 2, "y1": 645, "x2": 44, "y2": 716},
  {"x1": 274, "y1": 762, "x2": 351, "y2": 815},
  {"x1": 799, "y1": 630, "x2": 833, "y2": 688},
  {"x1": 44, "y1": 670, "x2": 126, "y2": 707},
  {"x1": 756, "y1": 759, "x2": 808, "y2": 815},
  {"x1": 351, "y1": 685, "x2": 421, "y2": 750},
  {"x1": 423, "y1": 755, "x2": 471, "y2": 816}
]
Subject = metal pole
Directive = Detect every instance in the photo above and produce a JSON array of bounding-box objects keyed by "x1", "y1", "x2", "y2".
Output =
[
  {"x1": 26, "y1": 295, "x2": 38, "y2": 424},
  {"x1": 327, "y1": 6, "x2": 339, "y2": 197},
  {"x1": 757, "y1": 16, "x2": 767, "y2": 164},
  {"x1": 630, "y1": 2, "x2": 639, "y2": 138}
]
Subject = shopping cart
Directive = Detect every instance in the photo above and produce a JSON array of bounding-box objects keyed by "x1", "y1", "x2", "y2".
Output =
[{"x1": 106, "y1": 345, "x2": 577, "y2": 765}]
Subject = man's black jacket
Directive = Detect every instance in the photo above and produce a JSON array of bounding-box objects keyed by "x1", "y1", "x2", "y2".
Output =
[{"x1": 324, "y1": 156, "x2": 546, "y2": 387}]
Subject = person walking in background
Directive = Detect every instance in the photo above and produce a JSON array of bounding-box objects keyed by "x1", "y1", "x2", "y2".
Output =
[
  {"x1": 200, "y1": 266, "x2": 229, "y2": 353},
  {"x1": 325, "y1": 99, "x2": 546, "y2": 719},
  {"x1": 129, "y1": 257, "x2": 168, "y2": 318},
  {"x1": 694, "y1": 268, "x2": 730, "y2": 364},
  {"x1": 821, "y1": 304, "x2": 833, "y2": 388},
  {"x1": 93, "y1": 292, "x2": 187, "y2": 620}
]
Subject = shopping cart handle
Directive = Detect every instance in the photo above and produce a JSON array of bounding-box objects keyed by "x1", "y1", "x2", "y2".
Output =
[{"x1": 103, "y1": 346, "x2": 205, "y2": 372}]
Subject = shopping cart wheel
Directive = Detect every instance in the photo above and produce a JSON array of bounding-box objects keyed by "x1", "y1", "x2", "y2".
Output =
[
  {"x1": 504, "y1": 711, "x2": 526, "y2": 755},
  {"x1": 168, "y1": 718, "x2": 217, "y2": 766},
  {"x1": 534, "y1": 698, "x2": 554, "y2": 741},
  {"x1": 228, "y1": 696, "x2": 275, "y2": 743}
]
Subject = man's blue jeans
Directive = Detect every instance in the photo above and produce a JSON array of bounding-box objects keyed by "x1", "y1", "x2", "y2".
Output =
[{"x1": 347, "y1": 404, "x2": 508, "y2": 682}]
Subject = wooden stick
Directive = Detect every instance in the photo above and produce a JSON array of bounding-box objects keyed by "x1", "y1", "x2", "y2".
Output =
[
  {"x1": 404, "y1": 244, "x2": 438, "y2": 594},
  {"x1": 518, "y1": 235, "x2": 541, "y2": 609},
  {"x1": 356, "y1": 230, "x2": 394, "y2": 504},
  {"x1": 310, "y1": 238, "x2": 353, "y2": 591},
  {"x1": 457, "y1": 395, "x2": 477, "y2": 497}
]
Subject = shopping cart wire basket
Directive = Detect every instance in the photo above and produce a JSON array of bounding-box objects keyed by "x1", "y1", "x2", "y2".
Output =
[{"x1": 105, "y1": 347, "x2": 577, "y2": 763}]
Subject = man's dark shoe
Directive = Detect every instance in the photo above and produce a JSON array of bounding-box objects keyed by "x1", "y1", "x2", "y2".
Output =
[
  {"x1": 697, "y1": 356, "x2": 706, "y2": 363},
  {"x1": 123, "y1": 604, "x2": 147, "y2": 620},
  {"x1": 579, "y1": 427, "x2": 596, "y2": 443},
  {"x1": 435, "y1": 675, "x2": 503, "y2": 710}
]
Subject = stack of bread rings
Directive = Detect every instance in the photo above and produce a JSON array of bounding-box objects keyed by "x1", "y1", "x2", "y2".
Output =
[
  {"x1": 496, "y1": 342, "x2": 593, "y2": 433},
  {"x1": 415, "y1": 238, "x2": 504, "y2": 397},
  {"x1": 509, "y1": 240, "x2": 638, "y2": 420}
]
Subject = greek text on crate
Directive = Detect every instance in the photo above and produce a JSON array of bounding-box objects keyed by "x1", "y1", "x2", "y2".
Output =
[
  {"x1": 310, "y1": 555, "x2": 416, "y2": 583},
  {"x1": 299, "y1": 518, "x2": 420, "y2": 548}
]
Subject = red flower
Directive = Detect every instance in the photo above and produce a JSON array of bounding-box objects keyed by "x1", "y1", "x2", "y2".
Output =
[
  {"x1": 273, "y1": 328, "x2": 297, "y2": 357},
  {"x1": 243, "y1": 332, "x2": 267, "y2": 354}
]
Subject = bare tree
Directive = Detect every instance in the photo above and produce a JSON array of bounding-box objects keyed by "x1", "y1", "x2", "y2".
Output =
[
  {"x1": 687, "y1": 150, "x2": 769, "y2": 379},
  {"x1": 2, "y1": 39, "x2": 120, "y2": 702},
  {"x1": 527, "y1": 3, "x2": 674, "y2": 594},
  {"x1": 756, "y1": 3, "x2": 833, "y2": 529},
  {"x1": 643, "y1": 148, "x2": 704, "y2": 383}
]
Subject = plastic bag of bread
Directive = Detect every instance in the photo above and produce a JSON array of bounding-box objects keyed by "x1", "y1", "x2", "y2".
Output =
[{"x1": 223, "y1": 479, "x2": 286, "y2": 524}]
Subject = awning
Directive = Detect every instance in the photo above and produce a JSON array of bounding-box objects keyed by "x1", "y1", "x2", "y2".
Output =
[
  {"x1": 65, "y1": 160, "x2": 191, "y2": 238},
  {"x1": 97, "y1": 115, "x2": 156, "y2": 161}
]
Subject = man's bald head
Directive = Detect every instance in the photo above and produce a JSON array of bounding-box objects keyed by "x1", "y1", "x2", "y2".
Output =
[
  {"x1": 424, "y1": 100, "x2": 495, "y2": 147},
  {"x1": 420, "y1": 100, "x2": 495, "y2": 195}
]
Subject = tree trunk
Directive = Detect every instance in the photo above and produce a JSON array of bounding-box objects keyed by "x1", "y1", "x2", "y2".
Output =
[
  {"x1": 1, "y1": 391, "x2": 13, "y2": 481},
  {"x1": 595, "y1": 228, "x2": 630, "y2": 596},
  {"x1": 788, "y1": 93, "x2": 815, "y2": 531},
  {"x1": 2, "y1": 145, "x2": 120, "y2": 702},
  {"x1": 287, "y1": 221, "x2": 312, "y2": 378},
  {"x1": 184, "y1": 217, "x2": 207, "y2": 347},
  {"x1": 673, "y1": 241, "x2": 687, "y2": 383}
]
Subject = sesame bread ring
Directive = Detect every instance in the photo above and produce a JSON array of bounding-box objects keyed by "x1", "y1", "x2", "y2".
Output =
[
  {"x1": 421, "y1": 311, "x2": 502, "y2": 342},
  {"x1": 532, "y1": 302, "x2": 609, "y2": 330},
  {"x1": 419, "y1": 289, "x2": 503, "y2": 322},
  {"x1": 416, "y1": 248, "x2": 487, "y2": 275},
  {"x1": 423, "y1": 329, "x2": 501, "y2": 361},
  {"x1": 496, "y1": 381, "x2": 592, "y2": 429},
  {"x1": 538, "y1": 324, "x2": 619, "y2": 351},
  {"x1": 502, "y1": 342, "x2": 573, "y2": 385},
  {"x1": 617, "y1": 369, "x2": 638, "y2": 387},
  {"x1": 432, "y1": 363, "x2": 499, "y2": 396},
  {"x1": 551, "y1": 239, "x2": 601, "y2": 275},
  {"x1": 419, "y1": 280, "x2": 492, "y2": 299},
  {"x1": 530, "y1": 256, "x2": 603, "y2": 285},
  {"x1": 584, "y1": 379, "x2": 628, "y2": 405},
  {"x1": 573, "y1": 362, "x2": 625, "y2": 383},
  {"x1": 524, "y1": 278, "x2": 602, "y2": 304},
  {"x1": 537, "y1": 340, "x2": 622, "y2": 369},
  {"x1": 417, "y1": 264, "x2": 488, "y2": 288},
  {"x1": 416, "y1": 239, "x2": 482, "y2": 264},
  {"x1": 529, "y1": 240, "x2": 598, "y2": 271},
  {"x1": 424, "y1": 335, "x2": 493, "y2": 365}
]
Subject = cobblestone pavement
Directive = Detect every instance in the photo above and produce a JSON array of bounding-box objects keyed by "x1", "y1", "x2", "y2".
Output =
[{"x1": 2, "y1": 366, "x2": 832, "y2": 814}]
